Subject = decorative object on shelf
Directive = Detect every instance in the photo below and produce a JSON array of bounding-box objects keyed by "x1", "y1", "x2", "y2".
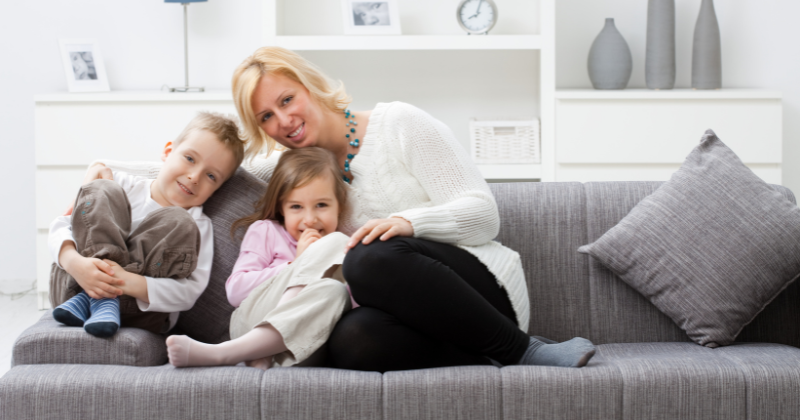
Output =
[
  {"x1": 341, "y1": 0, "x2": 401, "y2": 35},
  {"x1": 587, "y1": 18, "x2": 633, "y2": 90},
  {"x1": 692, "y1": 0, "x2": 722, "y2": 89},
  {"x1": 456, "y1": 0, "x2": 498, "y2": 35},
  {"x1": 470, "y1": 117, "x2": 540, "y2": 164},
  {"x1": 646, "y1": 0, "x2": 676, "y2": 89},
  {"x1": 58, "y1": 39, "x2": 110, "y2": 93},
  {"x1": 165, "y1": 0, "x2": 207, "y2": 92}
]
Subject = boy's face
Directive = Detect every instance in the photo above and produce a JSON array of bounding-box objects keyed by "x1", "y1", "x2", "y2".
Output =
[{"x1": 151, "y1": 129, "x2": 238, "y2": 209}]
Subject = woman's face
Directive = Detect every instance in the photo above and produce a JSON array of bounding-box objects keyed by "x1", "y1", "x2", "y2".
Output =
[{"x1": 251, "y1": 72, "x2": 323, "y2": 150}]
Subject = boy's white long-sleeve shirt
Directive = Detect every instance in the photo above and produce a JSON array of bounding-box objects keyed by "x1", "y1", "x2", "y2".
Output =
[{"x1": 48, "y1": 170, "x2": 214, "y2": 330}]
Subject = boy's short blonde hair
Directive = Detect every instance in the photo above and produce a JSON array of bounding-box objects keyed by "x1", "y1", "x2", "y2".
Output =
[
  {"x1": 231, "y1": 47, "x2": 352, "y2": 157},
  {"x1": 174, "y1": 111, "x2": 246, "y2": 170}
]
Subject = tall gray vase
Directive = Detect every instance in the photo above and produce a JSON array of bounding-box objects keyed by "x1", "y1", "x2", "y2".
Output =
[
  {"x1": 588, "y1": 18, "x2": 633, "y2": 90},
  {"x1": 646, "y1": 0, "x2": 675, "y2": 89},
  {"x1": 692, "y1": 0, "x2": 722, "y2": 89}
]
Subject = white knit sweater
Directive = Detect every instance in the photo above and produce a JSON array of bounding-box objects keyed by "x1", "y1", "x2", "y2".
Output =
[{"x1": 244, "y1": 102, "x2": 530, "y2": 331}]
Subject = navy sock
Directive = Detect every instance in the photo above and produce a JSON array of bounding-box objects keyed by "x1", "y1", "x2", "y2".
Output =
[
  {"x1": 53, "y1": 291, "x2": 91, "y2": 327},
  {"x1": 84, "y1": 297, "x2": 121, "y2": 338}
]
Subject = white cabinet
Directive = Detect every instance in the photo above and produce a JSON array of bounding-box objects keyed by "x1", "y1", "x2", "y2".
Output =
[{"x1": 554, "y1": 89, "x2": 783, "y2": 183}]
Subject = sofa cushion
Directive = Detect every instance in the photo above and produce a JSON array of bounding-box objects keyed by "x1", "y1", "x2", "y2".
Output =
[
  {"x1": 383, "y1": 366, "x2": 502, "y2": 420},
  {"x1": 176, "y1": 167, "x2": 267, "y2": 344},
  {"x1": 490, "y1": 182, "x2": 593, "y2": 340},
  {"x1": 578, "y1": 130, "x2": 800, "y2": 347},
  {"x1": 12, "y1": 311, "x2": 166, "y2": 367},
  {"x1": 0, "y1": 364, "x2": 263, "y2": 420},
  {"x1": 261, "y1": 367, "x2": 383, "y2": 420}
]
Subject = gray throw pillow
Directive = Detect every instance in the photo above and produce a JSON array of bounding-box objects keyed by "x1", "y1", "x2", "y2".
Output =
[
  {"x1": 176, "y1": 167, "x2": 267, "y2": 344},
  {"x1": 578, "y1": 130, "x2": 800, "y2": 347}
]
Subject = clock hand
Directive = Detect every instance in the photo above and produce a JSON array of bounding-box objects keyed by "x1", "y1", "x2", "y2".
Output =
[{"x1": 476, "y1": 0, "x2": 483, "y2": 15}]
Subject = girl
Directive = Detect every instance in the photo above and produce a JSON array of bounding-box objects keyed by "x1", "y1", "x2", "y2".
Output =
[{"x1": 165, "y1": 147, "x2": 353, "y2": 369}]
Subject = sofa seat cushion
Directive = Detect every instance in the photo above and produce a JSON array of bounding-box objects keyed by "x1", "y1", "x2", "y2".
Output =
[
  {"x1": 383, "y1": 366, "x2": 502, "y2": 420},
  {"x1": 261, "y1": 367, "x2": 383, "y2": 420},
  {"x1": 502, "y1": 342, "x2": 800, "y2": 420},
  {"x1": 579, "y1": 131, "x2": 800, "y2": 347},
  {"x1": 603, "y1": 342, "x2": 800, "y2": 420},
  {"x1": 0, "y1": 364, "x2": 263, "y2": 420},
  {"x1": 12, "y1": 311, "x2": 167, "y2": 367}
]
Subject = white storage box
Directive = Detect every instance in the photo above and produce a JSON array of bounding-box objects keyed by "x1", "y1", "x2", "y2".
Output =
[{"x1": 469, "y1": 117, "x2": 541, "y2": 164}]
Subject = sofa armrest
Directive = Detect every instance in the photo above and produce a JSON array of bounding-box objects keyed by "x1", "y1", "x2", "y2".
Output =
[{"x1": 12, "y1": 311, "x2": 167, "y2": 367}]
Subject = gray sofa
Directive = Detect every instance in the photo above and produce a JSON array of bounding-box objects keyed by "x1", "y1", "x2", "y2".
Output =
[{"x1": 3, "y1": 175, "x2": 800, "y2": 419}]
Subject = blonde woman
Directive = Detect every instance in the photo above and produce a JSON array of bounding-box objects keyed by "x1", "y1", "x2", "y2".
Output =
[{"x1": 231, "y1": 46, "x2": 596, "y2": 372}]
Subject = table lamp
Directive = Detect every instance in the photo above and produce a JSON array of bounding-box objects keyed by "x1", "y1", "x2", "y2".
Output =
[{"x1": 165, "y1": 0, "x2": 207, "y2": 92}]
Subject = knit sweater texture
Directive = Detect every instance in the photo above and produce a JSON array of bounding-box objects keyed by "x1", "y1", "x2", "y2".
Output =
[{"x1": 244, "y1": 102, "x2": 530, "y2": 331}]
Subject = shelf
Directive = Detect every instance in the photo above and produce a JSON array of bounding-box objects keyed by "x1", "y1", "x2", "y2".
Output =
[
  {"x1": 555, "y1": 89, "x2": 782, "y2": 100},
  {"x1": 477, "y1": 163, "x2": 542, "y2": 180},
  {"x1": 270, "y1": 35, "x2": 542, "y2": 51},
  {"x1": 34, "y1": 90, "x2": 233, "y2": 103}
]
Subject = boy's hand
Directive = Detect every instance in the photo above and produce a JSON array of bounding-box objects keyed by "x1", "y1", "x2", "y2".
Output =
[
  {"x1": 104, "y1": 260, "x2": 149, "y2": 303},
  {"x1": 63, "y1": 253, "x2": 125, "y2": 300},
  {"x1": 64, "y1": 163, "x2": 114, "y2": 216},
  {"x1": 296, "y1": 229, "x2": 322, "y2": 259}
]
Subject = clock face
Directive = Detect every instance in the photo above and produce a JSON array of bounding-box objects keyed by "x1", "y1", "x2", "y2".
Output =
[{"x1": 458, "y1": 0, "x2": 496, "y2": 33}]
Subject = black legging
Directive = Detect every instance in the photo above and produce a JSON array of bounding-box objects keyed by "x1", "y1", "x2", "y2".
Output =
[{"x1": 327, "y1": 237, "x2": 530, "y2": 372}]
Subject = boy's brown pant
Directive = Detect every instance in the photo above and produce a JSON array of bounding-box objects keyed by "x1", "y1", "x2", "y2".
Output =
[{"x1": 49, "y1": 179, "x2": 201, "y2": 334}]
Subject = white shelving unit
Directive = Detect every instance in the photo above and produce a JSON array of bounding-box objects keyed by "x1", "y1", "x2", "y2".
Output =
[
  {"x1": 261, "y1": 0, "x2": 556, "y2": 182},
  {"x1": 554, "y1": 89, "x2": 783, "y2": 183}
]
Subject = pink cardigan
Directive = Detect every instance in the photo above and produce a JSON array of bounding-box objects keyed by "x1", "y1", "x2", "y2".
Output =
[
  {"x1": 225, "y1": 220, "x2": 298, "y2": 308},
  {"x1": 225, "y1": 219, "x2": 358, "y2": 309}
]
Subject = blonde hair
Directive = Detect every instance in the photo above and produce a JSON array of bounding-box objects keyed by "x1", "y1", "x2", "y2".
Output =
[
  {"x1": 231, "y1": 148, "x2": 348, "y2": 239},
  {"x1": 231, "y1": 47, "x2": 351, "y2": 157},
  {"x1": 175, "y1": 111, "x2": 246, "y2": 169}
]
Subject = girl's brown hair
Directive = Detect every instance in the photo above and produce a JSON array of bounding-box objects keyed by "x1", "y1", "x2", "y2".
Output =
[{"x1": 231, "y1": 148, "x2": 348, "y2": 238}]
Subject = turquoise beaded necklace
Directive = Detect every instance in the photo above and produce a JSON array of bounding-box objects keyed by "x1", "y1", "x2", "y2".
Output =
[{"x1": 342, "y1": 108, "x2": 359, "y2": 184}]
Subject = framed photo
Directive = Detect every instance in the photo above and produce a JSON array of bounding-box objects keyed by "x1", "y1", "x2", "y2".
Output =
[
  {"x1": 341, "y1": 0, "x2": 401, "y2": 35},
  {"x1": 59, "y1": 39, "x2": 110, "y2": 92}
]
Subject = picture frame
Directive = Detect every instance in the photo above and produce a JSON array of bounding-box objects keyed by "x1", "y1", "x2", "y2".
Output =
[
  {"x1": 341, "y1": 0, "x2": 401, "y2": 35},
  {"x1": 59, "y1": 38, "x2": 110, "y2": 92}
]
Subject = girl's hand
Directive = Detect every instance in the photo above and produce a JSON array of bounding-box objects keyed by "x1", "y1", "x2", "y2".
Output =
[
  {"x1": 296, "y1": 229, "x2": 322, "y2": 258},
  {"x1": 64, "y1": 163, "x2": 114, "y2": 216},
  {"x1": 346, "y1": 217, "x2": 413, "y2": 252}
]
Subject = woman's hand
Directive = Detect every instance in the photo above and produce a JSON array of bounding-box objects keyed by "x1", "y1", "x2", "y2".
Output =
[
  {"x1": 296, "y1": 229, "x2": 322, "y2": 258},
  {"x1": 64, "y1": 163, "x2": 114, "y2": 216},
  {"x1": 346, "y1": 217, "x2": 414, "y2": 252}
]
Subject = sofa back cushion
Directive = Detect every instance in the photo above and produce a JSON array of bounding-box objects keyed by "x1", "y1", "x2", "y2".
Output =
[
  {"x1": 176, "y1": 168, "x2": 267, "y2": 344},
  {"x1": 491, "y1": 182, "x2": 800, "y2": 347}
]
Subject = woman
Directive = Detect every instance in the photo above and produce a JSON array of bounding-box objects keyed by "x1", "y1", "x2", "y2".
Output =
[{"x1": 233, "y1": 46, "x2": 596, "y2": 372}]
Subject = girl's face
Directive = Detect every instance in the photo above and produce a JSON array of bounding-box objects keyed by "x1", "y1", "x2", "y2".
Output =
[
  {"x1": 281, "y1": 173, "x2": 340, "y2": 241},
  {"x1": 251, "y1": 72, "x2": 324, "y2": 150}
]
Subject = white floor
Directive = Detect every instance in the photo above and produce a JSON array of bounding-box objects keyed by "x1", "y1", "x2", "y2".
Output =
[{"x1": 0, "y1": 282, "x2": 48, "y2": 377}]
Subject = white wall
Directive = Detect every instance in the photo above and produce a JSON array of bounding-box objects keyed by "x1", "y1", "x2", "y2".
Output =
[
  {"x1": 2, "y1": 0, "x2": 800, "y2": 282},
  {"x1": 0, "y1": 0, "x2": 262, "y2": 282}
]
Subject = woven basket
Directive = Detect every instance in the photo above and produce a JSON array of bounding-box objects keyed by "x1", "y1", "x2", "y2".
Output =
[{"x1": 469, "y1": 117, "x2": 541, "y2": 164}]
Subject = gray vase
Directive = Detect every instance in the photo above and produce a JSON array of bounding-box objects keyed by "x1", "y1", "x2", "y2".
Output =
[
  {"x1": 692, "y1": 0, "x2": 722, "y2": 89},
  {"x1": 646, "y1": 0, "x2": 676, "y2": 89},
  {"x1": 588, "y1": 18, "x2": 633, "y2": 90}
]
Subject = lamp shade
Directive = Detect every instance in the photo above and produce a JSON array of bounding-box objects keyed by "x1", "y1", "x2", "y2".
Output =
[{"x1": 164, "y1": 0, "x2": 207, "y2": 3}]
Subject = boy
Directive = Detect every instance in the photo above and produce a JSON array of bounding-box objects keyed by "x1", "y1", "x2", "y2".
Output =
[{"x1": 49, "y1": 111, "x2": 245, "y2": 337}]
